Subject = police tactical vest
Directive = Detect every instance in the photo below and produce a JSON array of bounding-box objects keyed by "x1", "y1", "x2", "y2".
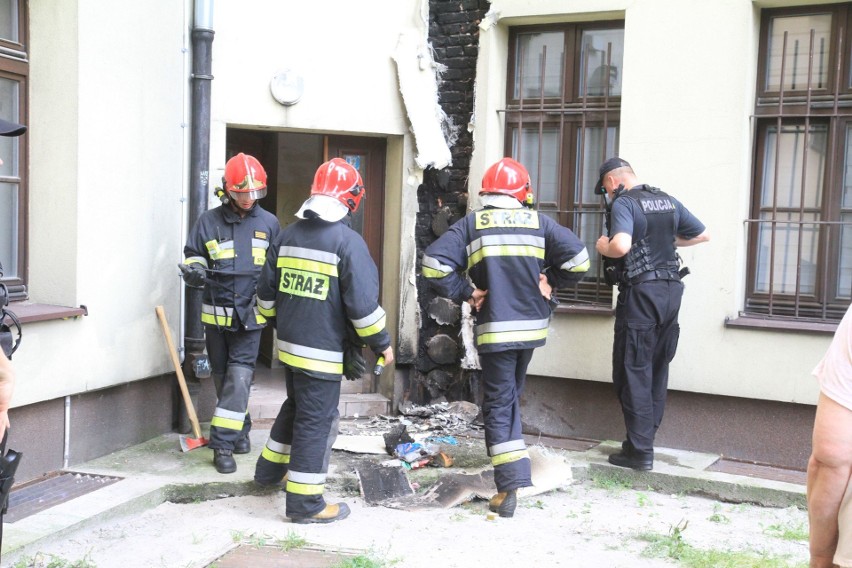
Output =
[{"x1": 622, "y1": 185, "x2": 680, "y2": 281}]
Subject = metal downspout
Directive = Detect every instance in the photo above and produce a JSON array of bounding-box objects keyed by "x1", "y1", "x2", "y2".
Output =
[{"x1": 182, "y1": 0, "x2": 214, "y2": 430}]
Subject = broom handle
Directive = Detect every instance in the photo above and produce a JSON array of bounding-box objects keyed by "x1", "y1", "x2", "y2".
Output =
[{"x1": 155, "y1": 305, "x2": 203, "y2": 440}]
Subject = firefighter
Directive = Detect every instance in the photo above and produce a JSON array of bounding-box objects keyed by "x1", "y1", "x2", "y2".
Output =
[
  {"x1": 422, "y1": 157, "x2": 590, "y2": 518},
  {"x1": 253, "y1": 158, "x2": 394, "y2": 524},
  {"x1": 181, "y1": 153, "x2": 281, "y2": 474},
  {"x1": 594, "y1": 157, "x2": 709, "y2": 471}
]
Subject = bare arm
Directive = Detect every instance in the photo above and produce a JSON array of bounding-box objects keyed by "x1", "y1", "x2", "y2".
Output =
[
  {"x1": 676, "y1": 230, "x2": 710, "y2": 248},
  {"x1": 0, "y1": 352, "x2": 16, "y2": 431},
  {"x1": 596, "y1": 232, "x2": 632, "y2": 258}
]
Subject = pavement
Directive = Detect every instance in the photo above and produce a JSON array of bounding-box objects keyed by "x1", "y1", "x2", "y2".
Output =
[{"x1": 0, "y1": 372, "x2": 810, "y2": 567}]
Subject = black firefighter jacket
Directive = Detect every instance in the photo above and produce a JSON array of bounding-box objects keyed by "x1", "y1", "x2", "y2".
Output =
[
  {"x1": 183, "y1": 203, "x2": 280, "y2": 331},
  {"x1": 422, "y1": 206, "x2": 590, "y2": 353},
  {"x1": 255, "y1": 217, "x2": 391, "y2": 381}
]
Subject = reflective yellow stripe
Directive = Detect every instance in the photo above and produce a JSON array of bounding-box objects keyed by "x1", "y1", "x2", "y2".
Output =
[
  {"x1": 201, "y1": 313, "x2": 233, "y2": 327},
  {"x1": 568, "y1": 258, "x2": 591, "y2": 273},
  {"x1": 286, "y1": 480, "x2": 324, "y2": 495},
  {"x1": 477, "y1": 328, "x2": 548, "y2": 345},
  {"x1": 185, "y1": 256, "x2": 208, "y2": 267},
  {"x1": 491, "y1": 449, "x2": 529, "y2": 466},
  {"x1": 211, "y1": 415, "x2": 244, "y2": 431},
  {"x1": 262, "y1": 446, "x2": 291, "y2": 464},
  {"x1": 422, "y1": 266, "x2": 449, "y2": 279},
  {"x1": 257, "y1": 298, "x2": 276, "y2": 318},
  {"x1": 468, "y1": 245, "x2": 545, "y2": 269},
  {"x1": 355, "y1": 316, "x2": 386, "y2": 339},
  {"x1": 279, "y1": 351, "x2": 344, "y2": 375},
  {"x1": 278, "y1": 257, "x2": 338, "y2": 277}
]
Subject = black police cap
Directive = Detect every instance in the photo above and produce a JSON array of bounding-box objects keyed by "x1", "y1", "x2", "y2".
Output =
[{"x1": 594, "y1": 157, "x2": 631, "y2": 195}]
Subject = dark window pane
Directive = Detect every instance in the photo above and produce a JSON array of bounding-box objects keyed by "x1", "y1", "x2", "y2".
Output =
[
  {"x1": 514, "y1": 31, "x2": 564, "y2": 100},
  {"x1": 511, "y1": 125, "x2": 560, "y2": 206},
  {"x1": 580, "y1": 29, "x2": 624, "y2": 97},
  {"x1": 0, "y1": 0, "x2": 17, "y2": 43},
  {"x1": 766, "y1": 13, "x2": 830, "y2": 91},
  {"x1": 761, "y1": 124, "x2": 825, "y2": 209},
  {"x1": 755, "y1": 211, "x2": 818, "y2": 295},
  {"x1": 0, "y1": 181, "x2": 17, "y2": 277}
]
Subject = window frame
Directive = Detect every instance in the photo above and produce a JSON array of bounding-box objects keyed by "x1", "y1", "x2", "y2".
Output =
[
  {"x1": 504, "y1": 21, "x2": 624, "y2": 310},
  {"x1": 0, "y1": 0, "x2": 27, "y2": 302}
]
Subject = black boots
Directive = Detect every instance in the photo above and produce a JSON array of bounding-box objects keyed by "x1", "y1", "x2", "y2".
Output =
[
  {"x1": 608, "y1": 442, "x2": 653, "y2": 471},
  {"x1": 234, "y1": 436, "x2": 251, "y2": 454},
  {"x1": 488, "y1": 489, "x2": 517, "y2": 518},
  {"x1": 213, "y1": 449, "x2": 237, "y2": 474}
]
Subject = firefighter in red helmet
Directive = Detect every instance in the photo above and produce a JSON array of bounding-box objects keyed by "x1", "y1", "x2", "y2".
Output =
[
  {"x1": 423, "y1": 157, "x2": 589, "y2": 518},
  {"x1": 253, "y1": 157, "x2": 393, "y2": 524},
  {"x1": 181, "y1": 152, "x2": 281, "y2": 474}
]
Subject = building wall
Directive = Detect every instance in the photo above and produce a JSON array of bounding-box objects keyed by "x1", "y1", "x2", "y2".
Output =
[
  {"x1": 471, "y1": 0, "x2": 832, "y2": 407},
  {"x1": 208, "y1": 0, "x2": 427, "y2": 396}
]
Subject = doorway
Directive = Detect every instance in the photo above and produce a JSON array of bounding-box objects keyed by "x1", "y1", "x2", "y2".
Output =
[{"x1": 226, "y1": 129, "x2": 388, "y2": 393}]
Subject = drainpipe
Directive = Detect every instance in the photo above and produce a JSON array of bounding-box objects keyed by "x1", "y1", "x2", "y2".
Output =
[{"x1": 181, "y1": 0, "x2": 214, "y2": 430}]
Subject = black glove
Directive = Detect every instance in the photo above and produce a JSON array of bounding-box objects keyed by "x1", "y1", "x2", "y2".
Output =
[
  {"x1": 343, "y1": 342, "x2": 367, "y2": 381},
  {"x1": 180, "y1": 264, "x2": 206, "y2": 287}
]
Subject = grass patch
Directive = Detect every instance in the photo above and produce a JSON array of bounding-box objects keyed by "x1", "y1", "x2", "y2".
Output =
[
  {"x1": 590, "y1": 471, "x2": 632, "y2": 492},
  {"x1": 330, "y1": 549, "x2": 400, "y2": 568},
  {"x1": 12, "y1": 553, "x2": 96, "y2": 568},
  {"x1": 763, "y1": 520, "x2": 808, "y2": 542},
  {"x1": 277, "y1": 530, "x2": 308, "y2": 551},
  {"x1": 638, "y1": 520, "x2": 806, "y2": 567}
]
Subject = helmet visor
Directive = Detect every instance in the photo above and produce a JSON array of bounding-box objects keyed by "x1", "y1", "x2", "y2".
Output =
[{"x1": 229, "y1": 187, "x2": 267, "y2": 200}]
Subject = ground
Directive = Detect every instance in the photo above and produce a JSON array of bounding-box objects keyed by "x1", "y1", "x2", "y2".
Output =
[{"x1": 5, "y1": 435, "x2": 811, "y2": 568}]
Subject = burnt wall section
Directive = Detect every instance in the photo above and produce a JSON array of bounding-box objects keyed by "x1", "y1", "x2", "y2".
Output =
[{"x1": 413, "y1": 0, "x2": 490, "y2": 405}]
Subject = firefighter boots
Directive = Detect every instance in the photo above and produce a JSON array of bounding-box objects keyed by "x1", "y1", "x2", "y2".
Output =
[
  {"x1": 489, "y1": 489, "x2": 517, "y2": 518},
  {"x1": 234, "y1": 436, "x2": 251, "y2": 454},
  {"x1": 213, "y1": 448, "x2": 237, "y2": 474},
  {"x1": 291, "y1": 502, "x2": 351, "y2": 524}
]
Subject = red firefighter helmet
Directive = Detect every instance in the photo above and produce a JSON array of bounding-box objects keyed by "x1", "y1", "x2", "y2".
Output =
[
  {"x1": 311, "y1": 158, "x2": 365, "y2": 213},
  {"x1": 480, "y1": 157, "x2": 533, "y2": 206},
  {"x1": 223, "y1": 153, "x2": 268, "y2": 200}
]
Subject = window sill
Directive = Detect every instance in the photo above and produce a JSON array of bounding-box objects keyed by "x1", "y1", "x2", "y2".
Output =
[
  {"x1": 724, "y1": 314, "x2": 837, "y2": 335},
  {"x1": 4, "y1": 302, "x2": 88, "y2": 323},
  {"x1": 555, "y1": 303, "x2": 614, "y2": 316}
]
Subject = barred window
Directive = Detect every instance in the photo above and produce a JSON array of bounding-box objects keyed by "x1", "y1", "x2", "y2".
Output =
[
  {"x1": 747, "y1": 4, "x2": 852, "y2": 322},
  {"x1": 0, "y1": 0, "x2": 27, "y2": 301},
  {"x1": 504, "y1": 22, "x2": 624, "y2": 309}
]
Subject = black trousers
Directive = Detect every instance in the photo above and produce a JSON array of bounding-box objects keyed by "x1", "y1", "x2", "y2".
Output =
[
  {"x1": 612, "y1": 280, "x2": 683, "y2": 458},
  {"x1": 205, "y1": 327, "x2": 262, "y2": 449},
  {"x1": 481, "y1": 349, "x2": 534, "y2": 493},
  {"x1": 255, "y1": 368, "x2": 340, "y2": 519}
]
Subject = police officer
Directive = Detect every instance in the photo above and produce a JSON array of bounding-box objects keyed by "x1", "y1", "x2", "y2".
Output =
[
  {"x1": 594, "y1": 157, "x2": 709, "y2": 471},
  {"x1": 253, "y1": 158, "x2": 394, "y2": 524},
  {"x1": 182, "y1": 153, "x2": 281, "y2": 474},
  {"x1": 423, "y1": 157, "x2": 589, "y2": 518}
]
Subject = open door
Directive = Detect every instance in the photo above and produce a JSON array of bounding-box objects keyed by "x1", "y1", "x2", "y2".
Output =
[
  {"x1": 326, "y1": 135, "x2": 387, "y2": 392},
  {"x1": 326, "y1": 136, "x2": 386, "y2": 287},
  {"x1": 226, "y1": 129, "x2": 387, "y2": 392}
]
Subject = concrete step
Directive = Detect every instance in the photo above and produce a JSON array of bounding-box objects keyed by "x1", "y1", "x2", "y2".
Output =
[{"x1": 338, "y1": 393, "x2": 390, "y2": 417}]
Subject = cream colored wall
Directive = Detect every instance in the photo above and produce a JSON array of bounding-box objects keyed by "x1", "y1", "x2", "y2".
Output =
[
  {"x1": 208, "y1": 0, "x2": 423, "y2": 379},
  {"x1": 15, "y1": 0, "x2": 189, "y2": 406},
  {"x1": 473, "y1": 0, "x2": 830, "y2": 405}
]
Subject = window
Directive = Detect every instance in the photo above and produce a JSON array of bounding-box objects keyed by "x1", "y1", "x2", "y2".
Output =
[
  {"x1": 748, "y1": 4, "x2": 852, "y2": 322},
  {"x1": 504, "y1": 22, "x2": 624, "y2": 309},
  {"x1": 0, "y1": 0, "x2": 26, "y2": 302}
]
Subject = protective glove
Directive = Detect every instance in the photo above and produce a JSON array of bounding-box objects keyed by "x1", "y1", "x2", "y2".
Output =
[
  {"x1": 342, "y1": 342, "x2": 367, "y2": 381},
  {"x1": 180, "y1": 264, "x2": 206, "y2": 287}
]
